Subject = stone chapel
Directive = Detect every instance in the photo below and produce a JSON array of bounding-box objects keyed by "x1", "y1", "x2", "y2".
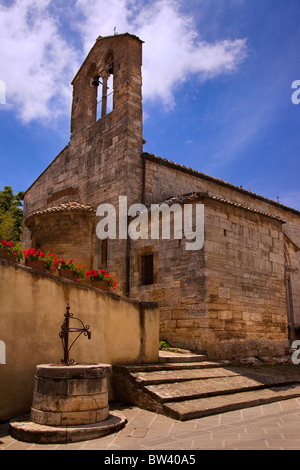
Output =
[{"x1": 22, "y1": 33, "x2": 300, "y2": 359}]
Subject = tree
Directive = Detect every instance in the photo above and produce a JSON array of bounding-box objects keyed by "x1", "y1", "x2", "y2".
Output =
[{"x1": 0, "y1": 186, "x2": 24, "y2": 243}]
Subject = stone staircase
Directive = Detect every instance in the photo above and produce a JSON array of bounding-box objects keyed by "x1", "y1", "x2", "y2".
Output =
[{"x1": 112, "y1": 351, "x2": 300, "y2": 421}]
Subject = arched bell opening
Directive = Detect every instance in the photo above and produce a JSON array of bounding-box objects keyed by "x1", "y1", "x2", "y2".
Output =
[{"x1": 91, "y1": 50, "x2": 115, "y2": 120}]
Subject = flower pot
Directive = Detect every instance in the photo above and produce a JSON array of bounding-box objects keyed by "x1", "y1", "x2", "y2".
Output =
[
  {"x1": 25, "y1": 258, "x2": 46, "y2": 272},
  {"x1": 90, "y1": 279, "x2": 110, "y2": 291},
  {"x1": 0, "y1": 248, "x2": 17, "y2": 263},
  {"x1": 59, "y1": 268, "x2": 76, "y2": 281}
]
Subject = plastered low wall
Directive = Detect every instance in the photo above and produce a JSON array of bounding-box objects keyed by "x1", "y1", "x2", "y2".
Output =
[{"x1": 0, "y1": 259, "x2": 159, "y2": 422}]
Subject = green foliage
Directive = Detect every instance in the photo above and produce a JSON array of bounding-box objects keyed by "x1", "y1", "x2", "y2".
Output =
[
  {"x1": 0, "y1": 186, "x2": 24, "y2": 243},
  {"x1": 159, "y1": 339, "x2": 172, "y2": 350}
]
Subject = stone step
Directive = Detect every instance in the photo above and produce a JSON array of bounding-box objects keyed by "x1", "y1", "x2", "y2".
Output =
[
  {"x1": 163, "y1": 384, "x2": 300, "y2": 421},
  {"x1": 112, "y1": 359, "x2": 300, "y2": 422},
  {"x1": 113, "y1": 361, "x2": 220, "y2": 374},
  {"x1": 130, "y1": 367, "x2": 240, "y2": 385},
  {"x1": 143, "y1": 374, "x2": 297, "y2": 404},
  {"x1": 159, "y1": 350, "x2": 207, "y2": 363}
]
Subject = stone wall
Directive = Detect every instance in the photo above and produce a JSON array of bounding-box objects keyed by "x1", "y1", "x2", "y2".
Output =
[
  {"x1": 143, "y1": 154, "x2": 300, "y2": 339},
  {"x1": 129, "y1": 195, "x2": 289, "y2": 359},
  {"x1": 203, "y1": 197, "x2": 288, "y2": 358},
  {"x1": 0, "y1": 259, "x2": 158, "y2": 422},
  {"x1": 25, "y1": 205, "x2": 96, "y2": 269}
]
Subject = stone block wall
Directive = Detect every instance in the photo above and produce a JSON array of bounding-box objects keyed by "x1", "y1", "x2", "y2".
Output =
[
  {"x1": 143, "y1": 154, "x2": 300, "y2": 341},
  {"x1": 129, "y1": 195, "x2": 289, "y2": 359},
  {"x1": 203, "y1": 198, "x2": 288, "y2": 358}
]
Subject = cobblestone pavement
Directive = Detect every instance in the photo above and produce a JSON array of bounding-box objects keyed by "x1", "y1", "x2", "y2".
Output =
[{"x1": 1, "y1": 398, "x2": 300, "y2": 451}]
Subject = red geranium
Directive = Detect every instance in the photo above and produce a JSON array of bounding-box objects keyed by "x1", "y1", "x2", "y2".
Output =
[
  {"x1": 1, "y1": 240, "x2": 24, "y2": 261},
  {"x1": 23, "y1": 248, "x2": 45, "y2": 260},
  {"x1": 86, "y1": 268, "x2": 119, "y2": 289}
]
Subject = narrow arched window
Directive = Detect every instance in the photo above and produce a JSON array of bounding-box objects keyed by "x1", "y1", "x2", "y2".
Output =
[
  {"x1": 91, "y1": 52, "x2": 114, "y2": 120},
  {"x1": 106, "y1": 73, "x2": 114, "y2": 114},
  {"x1": 105, "y1": 51, "x2": 114, "y2": 114},
  {"x1": 96, "y1": 51, "x2": 114, "y2": 119}
]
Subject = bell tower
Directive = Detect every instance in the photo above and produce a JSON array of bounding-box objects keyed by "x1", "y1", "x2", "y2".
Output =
[
  {"x1": 69, "y1": 33, "x2": 144, "y2": 208},
  {"x1": 69, "y1": 33, "x2": 145, "y2": 283},
  {"x1": 70, "y1": 33, "x2": 143, "y2": 140},
  {"x1": 23, "y1": 33, "x2": 145, "y2": 282}
]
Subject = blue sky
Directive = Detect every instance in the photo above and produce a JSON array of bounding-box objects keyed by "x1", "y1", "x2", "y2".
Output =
[{"x1": 0, "y1": 0, "x2": 299, "y2": 210}]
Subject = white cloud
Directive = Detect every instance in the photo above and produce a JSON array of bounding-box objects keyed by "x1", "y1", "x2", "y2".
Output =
[
  {"x1": 75, "y1": 0, "x2": 248, "y2": 109},
  {"x1": 0, "y1": 0, "x2": 247, "y2": 123},
  {"x1": 0, "y1": 0, "x2": 78, "y2": 123}
]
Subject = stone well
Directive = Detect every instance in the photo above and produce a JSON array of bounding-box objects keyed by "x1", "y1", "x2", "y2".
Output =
[
  {"x1": 30, "y1": 363, "x2": 111, "y2": 426},
  {"x1": 10, "y1": 363, "x2": 127, "y2": 443}
]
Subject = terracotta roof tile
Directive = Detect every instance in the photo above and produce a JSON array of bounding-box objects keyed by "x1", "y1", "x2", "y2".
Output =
[
  {"x1": 143, "y1": 152, "x2": 300, "y2": 216},
  {"x1": 25, "y1": 201, "x2": 95, "y2": 222},
  {"x1": 163, "y1": 192, "x2": 284, "y2": 222}
]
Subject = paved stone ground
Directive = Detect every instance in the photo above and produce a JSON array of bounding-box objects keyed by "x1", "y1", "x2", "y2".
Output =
[{"x1": 1, "y1": 398, "x2": 300, "y2": 450}]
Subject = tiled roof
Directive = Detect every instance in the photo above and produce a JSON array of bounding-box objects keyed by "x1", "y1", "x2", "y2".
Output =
[
  {"x1": 25, "y1": 201, "x2": 95, "y2": 222},
  {"x1": 129, "y1": 191, "x2": 284, "y2": 222},
  {"x1": 143, "y1": 152, "x2": 300, "y2": 216},
  {"x1": 162, "y1": 192, "x2": 285, "y2": 222}
]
